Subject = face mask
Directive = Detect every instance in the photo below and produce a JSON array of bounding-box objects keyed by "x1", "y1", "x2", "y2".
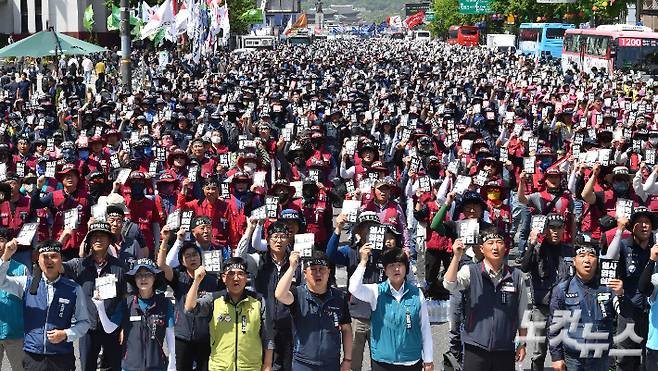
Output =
[
  {"x1": 211, "y1": 135, "x2": 221, "y2": 144},
  {"x1": 130, "y1": 183, "x2": 146, "y2": 198},
  {"x1": 612, "y1": 181, "x2": 629, "y2": 195},
  {"x1": 650, "y1": 138, "x2": 658, "y2": 145},
  {"x1": 23, "y1": 184, "x2": 35, "y2": 193},
  {"x1": 539, "y1": 160, "x2": 552, "y2": 172}
]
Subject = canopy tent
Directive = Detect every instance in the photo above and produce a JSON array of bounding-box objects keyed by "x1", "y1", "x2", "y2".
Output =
[{"x1": 0, "y1": 30, "x2": 108, "y2": 58}]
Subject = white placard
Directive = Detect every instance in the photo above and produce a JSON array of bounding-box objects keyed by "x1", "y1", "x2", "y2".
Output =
[
  {"x1": 531, "y1": 215, "x2": 547, "y2": 234},
  {"x1": 16, "y1": 223, "x2": 38, "y2": 246},
  {"x1": 91, "y1": 204, "x2": 106, "y2": 221},
  {"x1": 64, "y1": 208, "x2": 79, "y2": 230},
  {"x1": 615, "y1": 199, "x2": 633, "y2": 220},
  {"x1": 95, "y1": 274, "x2": 117, "y2": 300},
  {"x1": 45, "y1": 161, "x2": 57, "y2": 178},
  {"x1": 599, "y1": 259, "x2": 618, "y2": 285},
  {"x1": 203, "y1": 250, "x2": 224, "y2": 273},
  {"x1": 457, "y1": 218, "x2": 479, "y2": 245},
  {"x1": 523, "y1": 157, "x2": 536, "y2": 174},
  {"x1": 342, "y1": 200, "x2": 361, "y2": 223},
  {"x1": 453, "y1": 175, "x2": 472, "y2": 195},
  {"x1": 253, "y1": 171, "x2": 266, "y2": 188},
  {"x1": 367, "y1": 225, "x2": 387, "y2": 250},
  {"x1": 116, "y1": 168, "x2": 132, "y2": 185},
  {"x1": 294, "y1": 233, "x2": 315, "y2": 257},
  {"x1": 187, "y1": 165, "x2": 199, "y2": 183},
  {"x1": 166, "y1": 210, "x2": 181, "y2": 230},
  {"x1": 180, "y1": 210, "x2": 194, "y2": 230}
]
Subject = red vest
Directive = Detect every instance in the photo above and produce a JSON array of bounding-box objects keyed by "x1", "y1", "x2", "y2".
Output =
[
  {"x1": 362, "y1": 200, "x2": 403, "y2": 231},
  {"x1": 178, "y1": 197, "x2": 229, "y2": 247},
  {"x1": 421, "y1": 194, "x2": 452, "y2": 252},
  {"x1": 52, "y1": 189, "x2": 90, "y2": 251},
  {"x1": 0, "y1": 195, "x2": 31, "y2": 238},
  {"x1": 226, "y1": 195, "x2": 249, "y2": 250},
  {"x1": 125, "y1": 196, "x2": 160, "y2": 252},
  {"x1": 294, "y1": 194, "x2": 331, "y2": 247}
]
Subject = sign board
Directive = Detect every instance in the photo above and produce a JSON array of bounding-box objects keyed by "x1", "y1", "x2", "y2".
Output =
[
  {"x1": 405, "y1": 2, "x2": 431, "y2": 17},
  {"x1": 459, "y1": 0, "x2": 492, "y2": 14}
]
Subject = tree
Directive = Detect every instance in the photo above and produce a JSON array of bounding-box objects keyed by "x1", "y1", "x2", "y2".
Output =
[{"x1": 430, "y1": 0, "x2": 478, "y2": 37}]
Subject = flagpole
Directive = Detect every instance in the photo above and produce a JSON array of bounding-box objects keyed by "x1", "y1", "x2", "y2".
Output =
[{"x1": 119, "y1": 0, "x2": 132, "y2": 92}]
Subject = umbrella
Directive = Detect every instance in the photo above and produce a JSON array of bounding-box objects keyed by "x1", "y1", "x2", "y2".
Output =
[{"x1": 0, "y1": 30, "x2": 108, "y2": 58}]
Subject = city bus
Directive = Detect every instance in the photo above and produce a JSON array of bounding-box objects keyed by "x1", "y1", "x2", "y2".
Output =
[
  {"x1": 517, "y1": 23, "x2": 575, "y2": 58},
  {"x1": 562, "y1": 24, "x2": 658, "y2": 76},
  {"x1": 447, "y1": 25, "x2": 479, "y2": 47}
]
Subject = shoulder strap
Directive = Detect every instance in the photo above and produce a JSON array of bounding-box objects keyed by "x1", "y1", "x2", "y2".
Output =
[{"x1": 543, "y1": 191, "x2": 565, "y2": 215}]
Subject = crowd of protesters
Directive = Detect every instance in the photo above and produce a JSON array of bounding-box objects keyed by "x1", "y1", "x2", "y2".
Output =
[{"x1": 0, "y1": 37, "x2": 657, "y2": 371}]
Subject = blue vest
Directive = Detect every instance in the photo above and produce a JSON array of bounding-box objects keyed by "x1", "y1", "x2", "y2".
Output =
[
  {"x1": 291, "y1": 285, "x2": 346, "y2": 367},
  {"x1": 554, "y1": 276, "x2": 616, "y2": 354},
  {"x1": 461, "y1": 263, "x2": 523, "y2": 352},
  {"x1": 122, "y1": 294, "x2": 170, "y2": 371},
  {"x1": 0, "y1": 260, "x2": 27, "y2": 340},
  {"x1": 370, "y1": 281, "x2": 423, "y2": 364},
  {"x1": 23, "y1": 275, "x2": 79, "y2": 355}
]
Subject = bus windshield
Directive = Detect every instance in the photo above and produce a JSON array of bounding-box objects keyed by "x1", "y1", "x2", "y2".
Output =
[
  {"x1": 461, "y1": 28, "x2": 477, "y2": 36},
  {"x1": 520, "y1": 29, "x2": 541, "y2": 42},
  {"x1": 616, "y1": 40, "x2": 658, "y2": 75},
  {"x1": 545, "y1": 28, "x2": 566, "y2": 40}
]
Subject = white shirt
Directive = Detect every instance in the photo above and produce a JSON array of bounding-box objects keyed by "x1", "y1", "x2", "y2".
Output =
[
  {"x1": 82, "y1": 58, "x2": 93, "y2": 72},
  {"x1": 348, "y1": 264, "x2": 433, "y2": 364}
]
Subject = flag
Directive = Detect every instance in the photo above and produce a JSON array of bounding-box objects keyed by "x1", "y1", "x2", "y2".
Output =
[
  {"x1": 175, "y1": 0, "x2": 190, "y2": 35},
  {"x1": 377, "y1": 21, "x2": 387, "y2": 33},
  {"x1": 220, "y1": 4, "x2": 230, "y2": 44},
  {"x1": 83, "y1": 4, "x2": 94, "y2": 32},
  {"x1": 284, "y1": 14, "x2": 307, "y2": 36},
  {"x1": 387, "y1": 15, "x2": 402, "y2": 29},
  {"x1": 141, "y1": 2, "x2": 156, "y2": 23},
  {"x1": 141, "y1": 0, "x2": 176, "y2": 40},
  {"x1": 404, "y1": 10, "x2": 425, "y2": 30},
  {"x1": 283, "y1": 16, "x2": 293, "y2": 36},
  {"x1": 209, "y1": 0, "x2": 223, "y2": 36},
  {"x1": 240, "y1": 8, "x2": 264, "y2": 24},
  {"x1": 107, "y1": 5, "x2": 120, "y2": 31}
]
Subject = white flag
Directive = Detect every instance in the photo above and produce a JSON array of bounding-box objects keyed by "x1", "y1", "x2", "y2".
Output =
[
  {"x1": 175, "y1": 0, "x2": 190, "y2": 35},
  {"x1": 141, "y1": 0, "x2": 175, "y2": 40},
  {"x1": 141, "y1": 1, "x2": 156, "y2": 23},
  {"x1": 220, "y1": 4, "x2": 230, "y2": 44}
]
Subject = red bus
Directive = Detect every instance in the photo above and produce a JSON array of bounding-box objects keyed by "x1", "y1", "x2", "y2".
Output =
[
  {"x1": 562, "y1": 24, "x2": 658, "y2": 75},
  {"x1": 447, "y1": 25, "x2": 479, "y2": 47}
]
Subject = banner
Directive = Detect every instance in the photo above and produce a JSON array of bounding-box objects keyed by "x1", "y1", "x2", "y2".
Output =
[
  {"x1": 107, "y1": 5, "x2": 120, "y2": 31},
  {"x1": 240, "y1": 8, "x2": 264, "y2": 24},
  {"x1": 83, "y1": 4, "x2": 94, "y2": 32},
  {"x1": 459, "y1": 0, "x2": 493, "y2": 14},
  {"x1": 404, "y1": 10, "x2": 425, "y2": 29},
  {"x1": 284, "y1": 14, "x2": 307, "y2": 36},
  {"x1": 387, "y1": 15, "x2": 402, "y2": 29}
]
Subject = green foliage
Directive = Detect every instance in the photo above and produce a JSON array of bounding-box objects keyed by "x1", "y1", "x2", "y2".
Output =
[
  {"x1": 430, "y1": 0, "x2": 477, "y2": 37},
  {"x1": 228, "y1": 0, "x2": 257, "y2": 35}
]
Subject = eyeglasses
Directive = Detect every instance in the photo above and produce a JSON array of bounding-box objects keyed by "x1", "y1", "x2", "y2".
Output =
[
  {"x1": 308, "y1": 267, "x2": 329, "y2": 274},
  {"x1": 225, "y1": 271, "x2": 246, "y2": 278},
  {"x1": 135, "y1": 272, "x2": 154, "y2": 279},
  {"x1": 269, "y1": 234, "x2": 288, "y2": 241}
]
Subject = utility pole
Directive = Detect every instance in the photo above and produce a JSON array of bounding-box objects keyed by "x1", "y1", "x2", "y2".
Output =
[
  {"x1": 119, "y1": 0, "x2": 132, "y2": 92},
  {"x1": 316, "y1": 0, "x2": 324, "y2": 30}
]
